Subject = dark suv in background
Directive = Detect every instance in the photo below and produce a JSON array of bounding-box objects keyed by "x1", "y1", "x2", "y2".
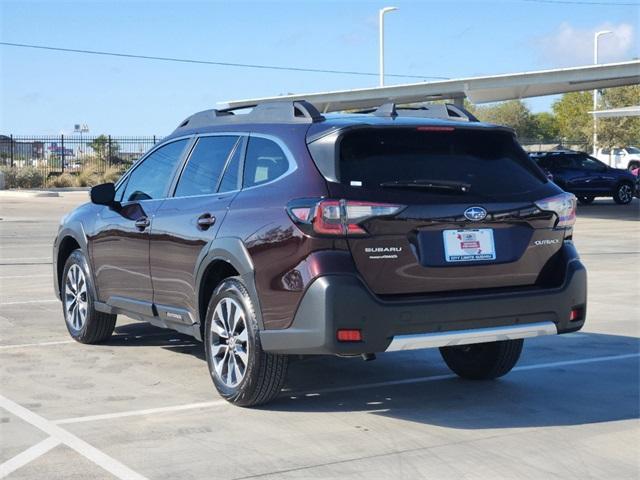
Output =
[
  {"x1": 531, "y1": 150, "x2": 636, "y2": 205},
  {"x1": 54, "y1": 101, "x2": 587, "y2": 406}
]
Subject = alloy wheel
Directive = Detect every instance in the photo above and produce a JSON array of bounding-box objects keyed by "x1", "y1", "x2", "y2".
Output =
[
  {"x1": 64, "y1": 264, "x2": 88, "y2": 331},
  {"x1": 209, "y1": 297, "x2": 249, "y2": 388},
  {"x1": 618, "y1": 184, "x2": 633, "y2": 203}
]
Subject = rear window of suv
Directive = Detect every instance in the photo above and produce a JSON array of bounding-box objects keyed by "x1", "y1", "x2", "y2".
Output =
[{"x1": 337, "y1": 128, "x2": 546, "y2": 197}]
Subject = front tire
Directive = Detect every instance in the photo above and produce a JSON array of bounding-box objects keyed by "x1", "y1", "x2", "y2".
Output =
[
  {"x1": 577, "y1": 196, "x2": 595, "y2": 205},
  {"x1": 62, "y1": 250, "x2": 116, "y2": 343},
  {"x1": 613, "y1": 182, "x2": 634, "y2": 205},
  {"x1": 204, "y1": 277, "x2": 288, "y2": 407},
  {"x1": 439, "y1": 339, "x2": 524, "y2": 380}
]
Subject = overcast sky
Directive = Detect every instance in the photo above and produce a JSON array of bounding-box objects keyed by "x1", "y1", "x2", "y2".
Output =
[{"x1": 1, "y1": 0, "x2": 638, "y2": 135}]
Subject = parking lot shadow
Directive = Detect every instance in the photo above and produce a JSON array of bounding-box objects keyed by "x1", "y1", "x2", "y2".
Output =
[
  {"x1": 106, "y1": 323, "x2": 638, "y2": 430},
  {"x1": 271, "y1": 332, "x2": 640, "y2": 430},
  {"x1": 576, "y1": 198, "x2": 639, "y2": 222}
]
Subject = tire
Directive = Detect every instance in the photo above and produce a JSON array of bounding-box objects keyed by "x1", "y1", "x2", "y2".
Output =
[
  {"x1": 204, "y1": 277, "x2": 288, "y2": 407},
  {"x1": 439, "y1": 339, "x2": 524, "y2": 380},
  {"x1": 61, "y1": 250, "x2": 116, "y2": 344},
  {"x1": 628, "y1": 162, "x2": 640, "y2": 171},
  {"x1": 613, "y1": 182, "x2": 634, "y2": 205},
  {"x1": 577, "y1": 196, "x2": 595, "y2": 205}
]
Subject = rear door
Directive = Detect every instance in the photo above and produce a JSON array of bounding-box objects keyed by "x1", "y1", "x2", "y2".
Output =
[
  {"x1": 149, "y1": 135, "x2": 244, "y2": 326},
  {"x1": 321, "y1": 127, "x2": 562, "y2": 295}
]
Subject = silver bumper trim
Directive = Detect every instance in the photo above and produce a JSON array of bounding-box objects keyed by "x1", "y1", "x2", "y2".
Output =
[{"x1": 386, "y1": 321, "x2": 557, "y2": 352}]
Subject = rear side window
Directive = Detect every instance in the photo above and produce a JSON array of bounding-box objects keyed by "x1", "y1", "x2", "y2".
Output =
[
  {"x1": 122, "y1": 139, "x2": 188, "y2": 202},
  {"x1": 338, "y1": 128, "x2": 546, "y2": 197},
  {"x1": 243, "y1": 137, "x2": 289, "y2": 188},
  {"x1": 174, "y1": 136, "x2": 239, "y2": 197}
]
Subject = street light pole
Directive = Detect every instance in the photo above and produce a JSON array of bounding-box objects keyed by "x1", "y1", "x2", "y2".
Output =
[
  {"x1": 379, "y1": 6, "x2": 398, "y2": 87},
  {"x1": 593, "y1": 30, "x2": 612, "y2": 157}
]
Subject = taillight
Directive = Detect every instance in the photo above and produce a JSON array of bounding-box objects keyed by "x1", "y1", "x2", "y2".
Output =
[
  {"x1": 535, "y1": 192, "x2": 577, "y2": 228},
  {"x1": 287, "y1": 199, "x2": 405, "y2": 236}
]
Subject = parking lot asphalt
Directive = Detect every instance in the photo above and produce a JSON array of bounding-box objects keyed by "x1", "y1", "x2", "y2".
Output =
[{"x1": 0, "y1": 191, "x2": 638, "y2": 480}]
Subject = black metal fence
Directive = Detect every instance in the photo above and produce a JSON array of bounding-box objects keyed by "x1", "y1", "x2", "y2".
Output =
[{"x1": 0, "y1": 134, "x2": 160, "y2": 188}]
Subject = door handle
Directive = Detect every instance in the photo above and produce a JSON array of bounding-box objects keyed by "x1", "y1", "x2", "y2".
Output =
[
  {"x1": 135, "y1": 217, "x2": 150, "y2": 230},
  {"x1": 197, "y1": 213, "x2": 216, "y2": 230}
]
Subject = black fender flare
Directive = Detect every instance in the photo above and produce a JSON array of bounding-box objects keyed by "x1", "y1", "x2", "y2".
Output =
[
  {"x1": 194, "y1": 237, "x2": 264, "y2": 330},
  {"x1": 53, "y1": 224, "x2": 92, "y2": 300}
]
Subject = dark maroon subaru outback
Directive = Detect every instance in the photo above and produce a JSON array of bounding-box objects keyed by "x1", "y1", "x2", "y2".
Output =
[{"x1": 53, "y1": 101, "x2": 587, "y2": 406}]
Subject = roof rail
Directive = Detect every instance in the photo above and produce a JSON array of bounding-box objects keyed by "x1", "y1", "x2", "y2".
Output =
[
  {"x1": 366, "y1": 102, "x2": 479, "y2": 122},
  {"x1": 172, "y1": 100, "x2": 325, "y2": 133}
]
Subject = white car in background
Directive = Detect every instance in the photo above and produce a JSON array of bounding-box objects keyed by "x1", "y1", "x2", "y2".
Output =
[{"x1": 596, "y1": 147, "x2": 640, "y2": 171}]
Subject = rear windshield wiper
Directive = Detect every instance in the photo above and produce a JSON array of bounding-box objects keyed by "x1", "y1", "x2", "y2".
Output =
[{"x1": 379, "y1": 179, "x2": 471, "y2": 193}]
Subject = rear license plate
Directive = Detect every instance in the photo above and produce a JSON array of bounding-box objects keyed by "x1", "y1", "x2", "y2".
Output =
[{"x1": 443, "y1": 229, "x2": 496, "y2": 262}]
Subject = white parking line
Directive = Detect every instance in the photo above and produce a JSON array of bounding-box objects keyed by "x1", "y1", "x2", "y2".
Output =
[
  {"x1": 55, "y1": 400, "x2": 228, "y2": 425},
  {"x1": 0, "y1": 437, "x2": 60, "y2": 478},
  {"x1": 0, "y1": 299, "x2": 58, "y2": 306},
  {"x1": 0, "y1": 395, "x2": 148, "y2": 480},
  {"x1": 0, "y1": 340, "x2": 74, "y2": 350}
]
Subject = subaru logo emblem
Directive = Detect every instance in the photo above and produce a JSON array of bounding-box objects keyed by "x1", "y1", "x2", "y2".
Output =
[{"x1": 464, "y1": 206, "x2": 487, "y2": 221}]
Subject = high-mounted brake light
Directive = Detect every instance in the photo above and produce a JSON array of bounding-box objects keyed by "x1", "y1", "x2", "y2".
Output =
[
  {"x1": 287, "y1": 199, "x2": 405, "y2": 237},
  {"x1": 534, "y1": 192, "x2": 577, "y2": 228}
]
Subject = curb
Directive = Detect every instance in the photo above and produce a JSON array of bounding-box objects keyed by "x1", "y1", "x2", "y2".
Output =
[{"x1": 0, "y1": 189, "x2": 90, "y2": 198}]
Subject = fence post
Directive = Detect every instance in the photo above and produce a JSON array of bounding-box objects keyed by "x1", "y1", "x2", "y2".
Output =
[
  {"x1": 61, "y1": 134, "x2": 65, "y2": 173},
  {"x1": 108, "y1": 135, "x2": 112, "y2": 168},
  {"x1": 153, "y1": 135, "x2": 156, "y2": 145},
  {"x1": 10, "y1": 134, "x2": 14, "y2": 167}
]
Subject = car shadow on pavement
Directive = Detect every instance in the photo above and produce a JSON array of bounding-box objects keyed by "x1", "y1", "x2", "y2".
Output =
[
  {"x1": 576, "y1": 198, "x2": 639, "y2": 222},
  {"x1": 111, "y1": 322, "x2": 206, "y2": 360},
  {"x1": 270, "y1": 332, "x2": 640, "y2": 430}
]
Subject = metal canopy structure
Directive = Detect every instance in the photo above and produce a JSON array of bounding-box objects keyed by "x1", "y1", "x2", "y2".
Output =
[
  {"x1": 589, "y1": 105, "x2": 640, "y2": 118},
  {"x1": 219, "y1": 60, "x2": 640, "y2": 113}
]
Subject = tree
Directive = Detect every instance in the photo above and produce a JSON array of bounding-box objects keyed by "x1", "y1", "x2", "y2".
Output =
[
  {"x1": 552, "y1": 91, "x2": 593, "y2": 147},
  {"x1": 473, "y1": 100, "x2": 537, "y2": 139},
  {"x1": 532, "y1": 112, "x2": 560, "y2": 142},
  {"x1": 88, "y1": 135, "x2": 120, "y2": 163},
  {"x1": 597, "y1": 85, "x2": 640, "y2": 150}
]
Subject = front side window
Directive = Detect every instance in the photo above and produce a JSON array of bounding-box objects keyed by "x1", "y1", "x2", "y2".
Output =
[
  {"x1": 122, "y1": 140, "x2": 188, "y2": 202},
  {"x1": 243, "y1": 137, "x2": 289, "y2": 188},
  {"x1": 577, "y1": 155, "x2": 606, "y2": 172},
  {"x1": 174, "y1": 136, "x2": 239, "y2": 197}
]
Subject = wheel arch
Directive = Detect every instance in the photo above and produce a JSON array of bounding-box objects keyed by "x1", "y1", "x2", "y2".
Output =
[
  {"x1": 54, "y1": 227, "x2": 89, "y2": 299},
  {"x1": 195, "y1": 237, "x2": 263, "y2": 338}
]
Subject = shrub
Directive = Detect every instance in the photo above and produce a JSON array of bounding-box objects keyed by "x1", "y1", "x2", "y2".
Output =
[
  {"x1": 101, "y1": 165, "x2": 123, "y2": 184},
  {"x1": 0, "y1": 166, "x2": 18, "y2": 188},
  {"x1": 76, "y1": 168, "x2": 101, "y2": 187},
  {"x1": 15, "y1": 167, "x2": 45, "y2": 188},
  {"x1": 52, "y1": 173, "x2": 77, "y2": 188}
]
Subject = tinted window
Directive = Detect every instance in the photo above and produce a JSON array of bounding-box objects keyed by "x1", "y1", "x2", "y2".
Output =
[
  {"x1": 338, "y1": 128, "x2": 546, "y2": 197},
  {"x1": 576, "y1": 155, "x2": 605, "y2": 171},
  {"x1": 218, "y1": 139, "x2": 243, "y2": 192},
  {"x1": 243, "y1": 137, "x2": 289, "y2": 188},
  {"x1": 122, "y1": 140, "x2": 188, "y2": 202},
  {"x1": 174, "y1": 136, "x2": 239, "y2": 197}
]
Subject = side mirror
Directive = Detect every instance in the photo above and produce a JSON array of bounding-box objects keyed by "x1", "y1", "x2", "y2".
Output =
[{"x1": 90, "y1": 183, "x2": 116, "y2": 206}]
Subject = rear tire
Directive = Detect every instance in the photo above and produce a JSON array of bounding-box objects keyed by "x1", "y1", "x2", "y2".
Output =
[
  {"x1": 62, "y1": 250, "x2": 116, "y2": 344},
  {"x1": 577, "y1": 196, "x2": 595, "y2": 205},
  {"x1": 439, "y1": 339, "x2": 524, "y2": 380},
  {"x1": 613, "y1": 182, "x2": 634, "y2": 205},
  {"x1": 204, "y1": 277, "x2": 288, "y2": 407}
]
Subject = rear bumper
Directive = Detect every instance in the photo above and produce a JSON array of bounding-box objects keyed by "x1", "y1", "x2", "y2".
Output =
[{"x1": 260, "y1": 242, "x2": 587, "y2": 355}]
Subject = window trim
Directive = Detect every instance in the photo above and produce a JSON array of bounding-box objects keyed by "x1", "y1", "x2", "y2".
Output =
[
  {"x1": 115, "y1": 136, "x2": 195, "y2": 204},
  {"x1": 170, "y1": 134, "x2": 243, "y2": 199}
]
